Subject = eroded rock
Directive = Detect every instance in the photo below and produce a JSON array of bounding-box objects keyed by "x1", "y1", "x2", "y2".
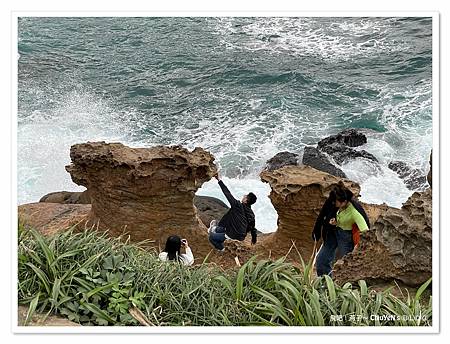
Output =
[
  {"x1": 264, "y1": 151, "x2": 299, "y2": 171},
  {"x1": 319, "y1": 142, "x2": 378, "y2": 165},
  {"x1": 317, "y1": 128, "x2": 367, "y2": 148},
  {"x1": 39, "y1": 190, "x2": 91, "y2": 204},
  {"x1": 317, "y1": 129, "x2": 378, "y2": 165},
  {"x1": 388, "y1": 161, "x2": 427, "y2": 190},
  {"x1": 260, "y1": 165, "x2": 361, "y2": 258},
  {"x1": 333, "y1": 188, "x2": 432, "y2": 286},
  {"x1": 302, "y1": 146, "x2": 347, "y2": 178},
  {"x1": 64, "y1": 142, "x2": 217, "y2": 257},
  {"x1": 194, "y1": 195, "x2": 229, "y2": 228},
  {"x1": 19, "y1": 202, "x2": 91, "y2": 236}
]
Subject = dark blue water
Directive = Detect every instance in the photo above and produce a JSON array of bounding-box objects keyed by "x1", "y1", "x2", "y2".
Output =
[{"x1": 17, "y1": 17, "x2": 433, "y2": 231}]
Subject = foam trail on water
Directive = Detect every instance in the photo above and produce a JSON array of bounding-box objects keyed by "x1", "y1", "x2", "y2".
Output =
[{"x1": 196, "y1": 177, "x2": 278, "y2": 233}]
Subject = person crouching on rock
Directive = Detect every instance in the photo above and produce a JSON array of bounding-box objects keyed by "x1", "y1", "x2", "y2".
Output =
[
  {"x1": 208, "y1": 172, "x2": 258, "y2": 251},
  {"x1": 313, "y1": 181, "x2": 370, "y2": 277},
  {"x1": 159, "y1": 235, "x2": 194, "y2": 266}
]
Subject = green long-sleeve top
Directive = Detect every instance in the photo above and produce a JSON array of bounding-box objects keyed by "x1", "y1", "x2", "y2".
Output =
[{"x1": 336, "y1": 202, "x2": 369, "y2": 232}]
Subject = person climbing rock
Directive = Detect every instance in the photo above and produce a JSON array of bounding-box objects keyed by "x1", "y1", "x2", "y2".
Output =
[
  {"x1": 159, "y1": 235, "x2": 194, "y2": 266},
  {"x1": 313, "y1": 181, "x2": 369, "y2": 277},
  {"x1": 208, "y1": 172, "x2": 258, "y2": 251}
]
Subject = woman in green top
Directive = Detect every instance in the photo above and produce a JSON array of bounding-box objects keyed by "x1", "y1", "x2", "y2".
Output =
[{"x1": 316, "y1": 181, "x2": 369, "y2": 277}]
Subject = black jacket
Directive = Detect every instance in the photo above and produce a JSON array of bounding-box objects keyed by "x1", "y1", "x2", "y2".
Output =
[
  {"x1": 312, "y1": 198, "x2": 370, "y2": 242},
  {"x1": 218, "y1": 180, "x2": 257, "y2": 243},
  {"x1": 312, "y1": 197, "x2": 338, "y2": 242}
]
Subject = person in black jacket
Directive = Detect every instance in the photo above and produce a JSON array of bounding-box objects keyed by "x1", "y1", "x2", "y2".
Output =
[
  {"x1": 313, "y1": 182, "x2": 370, "y2": 277},
  {"x1": 208, "y1": 172, "x2": 258, "y2": 251}
]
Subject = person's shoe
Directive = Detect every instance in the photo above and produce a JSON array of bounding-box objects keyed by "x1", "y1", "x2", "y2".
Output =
[{"x1": 208, "y1": 220, "x2": 218, "y2": 234}]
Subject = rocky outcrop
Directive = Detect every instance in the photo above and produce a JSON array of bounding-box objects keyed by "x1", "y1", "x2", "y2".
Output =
[
  {"x1": 302, "y1": 146, "x2": 347, "y2": 178},
  {"x1": 317, "y1": 128, "x2": 367, "y2": 148},
  {"x1": 63, "y1": 142, "x2": 217, "y2": 257},
  {"x1": 319, "y1": 142, "x2": 378, "y2": 165},
  {"x1": 388, "y1": 161, "x2": 427, "y2": 190},
  {"x1": 333, "y1": 188, "x2": 432, "y2": 286},
  {"x1": 194, "y1": 195, "x2": 229, "y2": 228},
  {"x1": 264, "y1": 152, "x2": 299, "y2": 171},
  {"x1": 317, "y1": 128, "x2": 378, "y2": 165},
  {"x1": 260, "y1": 165, "x2": 361, "y2": 258},
  {"x1": 38, "y1": 190, "x2": 229, "y2": 231},
  {"x1": 39, "y1": 190, "x2": 91, "y2": 204},
  {"x1": 427, "y1": 151, "x2": 432, "y2": 187},
  {"x1": 19, "y1": 203, "x2": 91, "y2": 236}
]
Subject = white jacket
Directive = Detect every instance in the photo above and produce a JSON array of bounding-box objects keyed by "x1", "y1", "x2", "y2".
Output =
[{"x1": 158, "y1": 247, "x2": 194, "y2": 266}]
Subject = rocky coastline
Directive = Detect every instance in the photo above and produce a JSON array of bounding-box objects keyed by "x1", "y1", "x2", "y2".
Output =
[{"x1": 19, "y1": 129, "x2": 432, "y2": 287}]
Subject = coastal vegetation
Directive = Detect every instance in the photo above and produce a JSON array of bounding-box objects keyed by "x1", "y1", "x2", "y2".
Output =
[{"x1": 18, "y1": 224, "x2": 432, "y2": 326}]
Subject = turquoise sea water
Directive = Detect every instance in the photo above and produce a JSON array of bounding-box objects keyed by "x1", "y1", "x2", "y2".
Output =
[{"x1": 17, "y1": 17, "x2": 432, "y2": 231}]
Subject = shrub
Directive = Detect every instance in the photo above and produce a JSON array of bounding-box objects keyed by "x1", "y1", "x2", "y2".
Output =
[{"x1": 17, "y1": 225, "x2": 432, "y2": 326}]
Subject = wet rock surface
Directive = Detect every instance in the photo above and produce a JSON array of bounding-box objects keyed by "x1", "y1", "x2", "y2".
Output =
[
  {"x1": 388, "y1": 161, "x2": 427, "y2": 190},
  {"x1": 302, "y1": 146, "x2": 347, "y2": 178},
  {"x1": 317, "y1": 128, "x2": 367, "y2": 148},
  {"x1": 264, "y1": 151, "x2": 300, "y2": 171}
]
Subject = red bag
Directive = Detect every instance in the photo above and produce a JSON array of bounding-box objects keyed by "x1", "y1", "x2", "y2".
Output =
[{"x1": 352, "y1": 223, "x2": 360, "y2": 247}]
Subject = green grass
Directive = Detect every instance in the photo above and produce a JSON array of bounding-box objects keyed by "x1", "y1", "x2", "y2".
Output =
[{"x1": 17, "y1": 224, "x2": 432, "y2": 326}]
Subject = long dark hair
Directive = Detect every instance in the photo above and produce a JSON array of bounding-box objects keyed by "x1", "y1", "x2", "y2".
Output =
[
  {"x1": 334, "y1": 181, "x2": 354, "y2": 202},
  {"x1": 164, "y1": 235, "x2": 182, "y2": 261}
]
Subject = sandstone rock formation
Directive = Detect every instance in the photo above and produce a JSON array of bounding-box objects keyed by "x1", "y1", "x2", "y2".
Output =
[
  {"x1": 333, "y1": 188, "x2": 432, "y2": 286},
  {"x1": 259, "y1": 165, "x2": 361, "y2": 259},
  {"x1": 38, "y1": 189, "x2": 229, "y2": 231},
  {"x1": 64, "y1": 142, "x2": 217, "y2": 257},
  {"x1": 388, "y1": 161, "x2": 427, "y2": 190},
  {"x1": 19, "y1": 203, "x2": 91, "y2": 236},
  {"x1": 39, "y1": 190, "x2": 91, "y2": 204},
  {"x1": 302, "y1": 146, "x2": 347, "y2": 178}
]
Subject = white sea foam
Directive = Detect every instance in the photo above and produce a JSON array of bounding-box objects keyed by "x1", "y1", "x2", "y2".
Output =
[
  {"x1": 212, "y1": 17, "x2": 404, "y2": 61},
  {"x1": 17, "y1": 17, "x2": 432, "y2": 234},
  {"x1": 17, "y1": 89, "x2": 132, "y2": 204}
]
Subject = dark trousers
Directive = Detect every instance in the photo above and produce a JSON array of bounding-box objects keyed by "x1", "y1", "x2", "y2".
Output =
[
  {"x1": 208, "y1": 226, "x2": 227, "y2": 250},
  {"x1": 316, "y1": 228, "x2": 354, "y2": 277}
]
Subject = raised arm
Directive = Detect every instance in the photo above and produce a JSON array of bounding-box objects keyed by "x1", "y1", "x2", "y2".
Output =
[{"x1": 214, "y1": 173, "x2": 239, "y2": 207}]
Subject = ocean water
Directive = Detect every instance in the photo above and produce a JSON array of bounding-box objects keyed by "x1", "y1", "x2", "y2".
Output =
[{"x1": 17, "y1": 17, "x2": 433, "y2": 232}]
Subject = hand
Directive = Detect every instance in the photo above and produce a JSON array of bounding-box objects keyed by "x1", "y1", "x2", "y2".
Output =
[
  {"x1": 181, "y1": 239, "x2": 188, "y2": 247},
  {"x1": 214, "y1": 172, "x2": 220, "y2": 180},
  {"x1": 329, "y1": 218, "x2": 336, "y2": 226}
]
